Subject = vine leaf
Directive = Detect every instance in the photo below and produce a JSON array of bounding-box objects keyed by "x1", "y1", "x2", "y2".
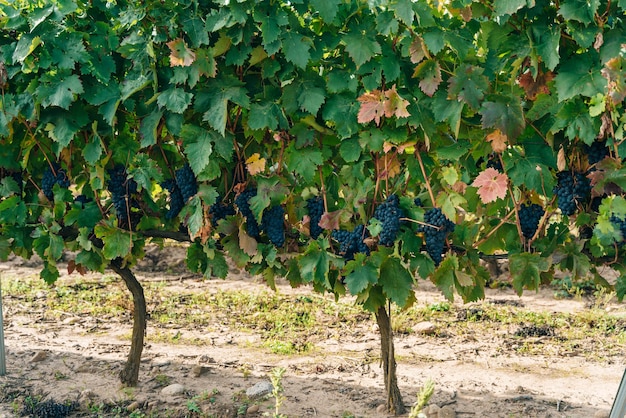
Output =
[
  {"x1": 472, "y1": 168, "x2": 509, "y2": 203},
  {"x1": 510, "y1": 253, "x2": 551, "y2": 296},
  {"x1": 518, "y1": 70, "x2": 555, "y2": 100},
  {"x1": 344, "y1": 253, "x2": 378, "y2": 295},
  {"x1": 480, "y1": 95, "x2": 525, "y2": 140},
  {"x1": 167, "y1": 38, "x2": 196, "y2": 67},
  {"x1": 379, "y1": 257, "x2": 414, "y2": 307},
  {"x1": 246, "y1": 153, "x2": 266, "y2": 175},
  {"x1": 343, "y1": 32, "x2": 381, "y2": 68},
  {"x1": 486, "y1": 130, "x2": 508, "y2": 153},
  {"x1": 448, "y1": 64, "x2": 489, "y2": 110},
  {"x1": 319, "y1": 210, "x2": 342, "y2": 231},
  {"x1": 376, "y1": 154, "x2": 401, "y2": 179},
  {"x1": 94, "y1": 225, "x2": 132, "y2": 260},
  {"x1": 409, "y1": 37, "x2": 427, "y2": 64},
  {"x1": 239, "y1": 224, "x2": 258, "y2": 256},
  {"x1": 602, "y1": 56, "x2": 626, "y2": 105},
  {"x1": 357, "y1": 91, "x2": 386, "y2": 125},
  {"x1": 413, "y1": 59, "x2": 442, "y2": 97},
  {"x1": 384, "y1": 85, "x2": 411, "y2": 119}
]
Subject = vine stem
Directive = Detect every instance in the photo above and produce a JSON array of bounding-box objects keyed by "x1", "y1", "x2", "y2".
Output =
[
  {"x1": 400, "y1": 217, "x2": 443, "y2": 230},
  {"x1": 318, "y1": 167, "x2": 328, "y2": 213},
  {"x1": 415, "y1": 150, "x2": 436, "y2": 207},
  {"x1": 473, "y1": 208, "x2": 516, "y2": 249}
]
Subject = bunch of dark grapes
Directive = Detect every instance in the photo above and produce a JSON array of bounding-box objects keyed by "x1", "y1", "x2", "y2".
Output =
[
  {"x1": 418, "y1": 208, "x2": 455, "y2": 266},
  {"x1": 518, "y1": 203, "x2": 544, "y2": 239},
  {"x1": 373, "y1": 194, "x2": 404, "y2": 246},
  {"x1": 306, "y1": 196, "x2": 324, "y2": 239},
  {"x1": 42, "y1": 163, "x2": 70, "y2": 200},
  {"x1": 486, "y1": 155, "x2": 503, "y2": 171},
  {"x1": 585, "y1": 141, "x2": 609, "y2": 166},
  {"x1": 107, "y1": 165, "x2": 138, "y2": 221},
  {"x1": 553, "y1": 171, "x2": 591, "y2": 216},
  {"x1": 332, "y1": 224, "x2": 370, "y2": 260},
  {"x1": 175, "y1": 164, "x2": 198, "y2": 201},
  {"x1": 414, "y1": 197, "x2": 422, "y2": 207},
  {"x1": 161, "y1": 179, "x2": 185, "y2": 220},
  {"x1": 235, "y1": 188, "x2": 260, "y2": 238},
  {"x1": 262, "y1": 205, "x2": 285, "y2": 247},
  {"x1": 209, "y1": 197, "x2": 236, "y2": 227},
  {"x1": 22, "y1": 399, "x2": 76, "y2": 418}
]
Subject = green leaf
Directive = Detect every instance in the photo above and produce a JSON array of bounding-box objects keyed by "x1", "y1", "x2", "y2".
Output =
[
  {"x1": 65, "y1": 201, "x2": 102, "y2": 229},
  {"x1": 249, "y1": 177, "x2": 288, "y2": 221},
  {"x1": 52, "y1": 33, "x2": 89, "y2": 69},
  {"x1": 558, "y1": 0, "x2": 600, "y2": 25},
  {"x1": 339, "y1": 138, "x2": 362, "y2": 162},
  {"x1": 431, "y1": 256, "x2": 457, "y2": 301},
  {"x1": 95, "y1": 225, "x2": 133, "y2": 260},
  {"x1": 282, "y1": 31, "x2": 311, "y2": 69},
  {"x1": 83, "y1": 134, "x2": 103, "y2": 165},
  {"x1": 180, "y1": 124, "x2": 213, "y2": 175},
  {"x1": 448, "y1": 64, "x2": 489, "y2": 110},
  {"x1": 533, "y1": 24, "x2": 561, "y2": 71},
  {"x1": 298, "y1": 83, "x2": 326, "y2": 114},
  {"x1": 311, "y1": 0, "x2": 340, "y2": 21},
  {"x1": 509, "y1": 253, "x2": 551, "y2": 296},
  {"x1": 157, "y1": 88, "x2": 193, "y2": 114},
  {"x1": 285, "y1": 145, "x2": 323, "y2": 182},
  {"x1": 12, "y1": 33, "x2": 42, "y2": 63},
  {"x1": 181, "y1": 196, "x2": 203, "y2": 239},
  {"x1": 480, "y1": 95, "x2": 525, "y2": 140},
  {"x1": 379, "y1": 256, "x2": 414, "y2": 307},
  {"x1": 36, "y1": 74, "x2": 84, "y2": 110},
  {"x1": 248, "y1": 102, "x2": 283, "y2": 131},
  {"x1": 298, "y1": 241, "x2": 331, "y2": 289},
  {"x1": 322, "y1": 94, "x2": 360, "y2": 138},
  {"x1": 555, "y1": 57, "x2": 607, "y2": 102},
  {"x1": 391, "y1": 0, "x2": 415, "y2": 26},
  {"x1": 343, "y1": 32, "x2": 381, "y2": 68},
  {"x1": 344, "y1": 254, "x2": 379, "y2": 295},
  {"x1": 494, "y1": 0, "x2": 528, "y2": 16},
  {"x1": 41, "y1": 261, "x2": 59, "y2": 285},
  {"x1": 616, "y1": 273, "x2": 626, "y2": 302},
  {"x1": 140, "y1": 109, "x2": 163, "y2": 147}
]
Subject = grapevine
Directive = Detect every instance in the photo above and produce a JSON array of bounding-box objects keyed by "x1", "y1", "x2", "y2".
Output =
[{"x1": 107, "y1": 165, "x2": 138, "y2": 222}]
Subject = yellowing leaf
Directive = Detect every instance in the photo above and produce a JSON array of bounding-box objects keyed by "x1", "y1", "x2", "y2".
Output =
[
  {"x1": 377, "y1": 154, "x2": 401, "y2": 179},
  {"x1": 472, "y1": 168, "x2": 509, "y2": 203},
  {"x1": 486, "y1": 130, "x2": 508, "y2": 153},
  {"x1": 357, "y1": 90, "x2": 386, "y2": 125},
  {"x1": 557, "y1": 146, "x2": 567, "y2": 171},
  {"x1": 246, "y1": 153, "x2": 266, "y2": 175},
  {"x1": 167, "y1": 38, "x2": 196, "y2": 67},
  {"x1": 239, "y1": 224, "x2": 258, "y2": 256}
]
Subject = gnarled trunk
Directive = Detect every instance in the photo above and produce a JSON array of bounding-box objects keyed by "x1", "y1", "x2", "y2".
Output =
[
  {"x1": 375, "y1": 304, "x2": 406, "y2": 415},
  {"x1": 110, "y1": 258, "x2": 146, "y2": 386}
]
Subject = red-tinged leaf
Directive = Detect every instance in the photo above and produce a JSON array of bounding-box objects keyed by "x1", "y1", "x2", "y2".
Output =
[
  {"x1": 409, "y1": 37, "x2": 427, "y2": 64},
  {"x1": 472, "y1": 168, "x2": 509, "y2": 203},
  {"x1": 357, "y1": 90, "x2": 385, "y2": 125},
  {"x1": 486, "y1": 129, "x2": 508, "y2": 153},
  {"x1": 602, "y1": 56, "x2": 626, "y2": 105},
  {"x1": 319, "y1": 210, "x2": 343, "y2": 231},
  {"x1": 517, "y1": 70, "x2": 555, "y2": 100},
  {"x1": 383, "y1": 85, "x2": 410, "y2": 119},
  {"x1": 167, "y1": 38, "x2": 196, "y2": 67},
  {"x1": 376, "y1": 154, "x2": 401, "y2": 179},
  {"x1": 413, "y1": 59, "x2": 442, "y2": 97}
]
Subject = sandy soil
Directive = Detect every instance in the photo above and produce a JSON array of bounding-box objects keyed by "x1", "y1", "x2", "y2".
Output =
[{"x1": 0, "y1": 248, "x2": 623, "y2": 418}]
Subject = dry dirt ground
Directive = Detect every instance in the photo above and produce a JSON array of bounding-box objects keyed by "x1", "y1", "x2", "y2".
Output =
[{"x1": 0, "y1": 247, "x2": 624, "y2": 418}]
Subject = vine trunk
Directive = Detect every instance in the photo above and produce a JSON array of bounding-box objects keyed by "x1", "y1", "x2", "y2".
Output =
[
  {"x1": 110, "y1": 259, "x2": 146, "y2": 386},
  {"x1": 376, "y1": 304, "x2": 406, "y2": 415}
]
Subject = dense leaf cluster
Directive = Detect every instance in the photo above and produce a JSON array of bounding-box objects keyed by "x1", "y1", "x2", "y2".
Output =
[{"x1": 1, "y1": 0, "x2": 626, "y2": 308}]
